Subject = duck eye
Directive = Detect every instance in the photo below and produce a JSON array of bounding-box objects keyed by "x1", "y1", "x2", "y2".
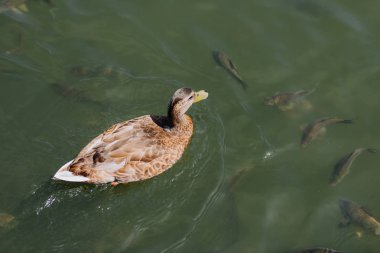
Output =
[{"x1": 188, "y1": 95, "x2": 194, "y2": 100}]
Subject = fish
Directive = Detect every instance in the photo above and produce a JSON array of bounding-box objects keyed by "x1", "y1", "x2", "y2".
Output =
[
  {"x1": 0, "y1": 0, "x2": 28, "y2": 14},
  {"x1": 50, "y1": 82, "x2": 101, "y2": 105},
  {"x1": 0, "y1": 213, "x2": 15, "y2": 228},
  {"x1": 329, "y1": 148, "x2": 377, "y2": 186},
  {"x1": 50, "y1": 82, "x2": 84, "y2": 98},
  {"x1": 339, "y1": 199, "x2": 380, "y2": 235},
  {"x1": 70, "y1": 65, "x2": 129, "y2": 81},
  {"x1": 264, "y1": 89, "x2": 314, "y2": 110},
  {"x1": 212, "y1": 50, "x2": 247, "y2": 89},
  {"x1": 301, "y1": 117, "x2": 352, "y2": 148},
  {"x1": 298, "y1": 247, "x2": 343, "y2": 253}
]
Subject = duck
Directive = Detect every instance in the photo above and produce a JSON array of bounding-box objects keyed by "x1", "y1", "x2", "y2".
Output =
[{"x1": 53, "y1": 87, "x2": 208, "y2": 185}]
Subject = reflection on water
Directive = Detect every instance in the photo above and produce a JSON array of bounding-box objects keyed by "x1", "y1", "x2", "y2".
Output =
[{"x1": 1, "y1": 0, "x2": 380, "y2": 252}]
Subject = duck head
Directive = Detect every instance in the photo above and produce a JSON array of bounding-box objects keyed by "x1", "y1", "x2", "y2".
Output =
[{"x1": 167, "y1": 87, "x2": 208, "y2": 125}]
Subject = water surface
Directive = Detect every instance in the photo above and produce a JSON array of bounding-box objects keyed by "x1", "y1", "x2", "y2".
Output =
[{"x1": 0, "y1": 0, "x2": 380, "y2": 252}]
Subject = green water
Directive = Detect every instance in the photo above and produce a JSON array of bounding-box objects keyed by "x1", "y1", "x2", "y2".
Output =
[{"x1": 1, "y1": 0, "x2": 380, "y2": 252}]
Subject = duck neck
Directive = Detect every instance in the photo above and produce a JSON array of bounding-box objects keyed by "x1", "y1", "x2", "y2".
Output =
[
  {"x1": 167, "y1": 101, "x2": 182, "y2": 128},
  {"x1": 167, "y1": 111, "x2": 185, "y2": 129}
]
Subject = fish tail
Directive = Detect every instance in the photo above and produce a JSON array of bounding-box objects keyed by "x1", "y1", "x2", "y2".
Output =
[
  {"x1": 339, "y1": 119, "x2": 353, "y2": 124},
  {"x1": 329, "y1": 179, "x2": 337, "y2": 187},
  {"x1": 366, "y1": 148, "x2": 378, "y2": 154},
  {"x1": 238, "y1": 79, "x2": 248, "y2": 90},
  {"x1": 376, "y1": 226, "x2": 380, "y2": 235}
]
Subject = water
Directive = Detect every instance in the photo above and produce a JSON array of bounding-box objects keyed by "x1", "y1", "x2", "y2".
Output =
[{"x1": 0, "y1": 0, "x2": 380, "y2": 252}]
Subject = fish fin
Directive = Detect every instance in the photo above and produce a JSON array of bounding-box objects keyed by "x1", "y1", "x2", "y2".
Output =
[
  {"x1": 355, "y1": 230, "x2": 363, "y2": 238},
  {"x1": 293, "y1": 90, "x2": 308, "y2": 97},
  {"x1": 278, "y1": 102, "x2": 295, "y2": 112},
  {"x1": 301, "y1": 100, "x2": 313, "y2": 110}
]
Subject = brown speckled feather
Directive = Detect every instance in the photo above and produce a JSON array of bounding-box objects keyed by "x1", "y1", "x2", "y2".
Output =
[{"x1": 60, "y1": 115, "x2": 193, "y2": 183}]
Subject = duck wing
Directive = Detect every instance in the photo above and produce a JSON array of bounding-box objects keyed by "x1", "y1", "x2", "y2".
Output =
[{"x1": 54, "y1": 115, "x2": 170, "y2": 183}]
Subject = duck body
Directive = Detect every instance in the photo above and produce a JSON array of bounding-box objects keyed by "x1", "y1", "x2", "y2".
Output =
[{"x1": 53, "y1": 88, "x2": 208, "y2": 184}]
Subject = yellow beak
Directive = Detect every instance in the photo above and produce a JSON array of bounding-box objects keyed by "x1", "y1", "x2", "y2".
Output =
[{"x1": 193, "y1": 90, "x2": 209, "y2": 103}]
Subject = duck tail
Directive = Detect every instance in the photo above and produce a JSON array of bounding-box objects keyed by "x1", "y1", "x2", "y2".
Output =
[{"x1": 52, "y1": 160, "x2": 89, "y2": 182}]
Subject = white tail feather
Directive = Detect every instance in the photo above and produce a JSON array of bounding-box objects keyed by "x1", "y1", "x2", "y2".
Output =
[
  {"x1": 53, "y1": 171, "x2": 89, "y2": 182},
  {"x1": 53, "y1": 160, "x2": 89, "y2": 182}
]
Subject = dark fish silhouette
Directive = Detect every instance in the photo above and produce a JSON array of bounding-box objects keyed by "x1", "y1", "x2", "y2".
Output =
[
  {"x1": 264, "y1": 90, "x2": 312, "y2": 106},
  {"x1": 330, "y1": 148, "x2": 377, "y2": 186},
  {"x1": 212, "y1": 50, "x2": 247, "y2": 89},
  {"x1": 70, "y1": 65, "x2": 130, "y2": 81},
  {"x1": 51, "y1": 82, "x2": 85, "y2": 98},
  {"x1": 339, "y1": 199, "x2": 380, "y2": 235},
  {"x1": 301, "y1": 117, "x2": 352, "y2": 148},
  {"x1": 264, "y1": 89, "x2": 314, "y2": 111},
  {"x1": 50, "y1": 82, "x2": 101, "y2": 105},
  {"x1": 299, "y1": 247, "x2": 343, "y2": 253}
]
